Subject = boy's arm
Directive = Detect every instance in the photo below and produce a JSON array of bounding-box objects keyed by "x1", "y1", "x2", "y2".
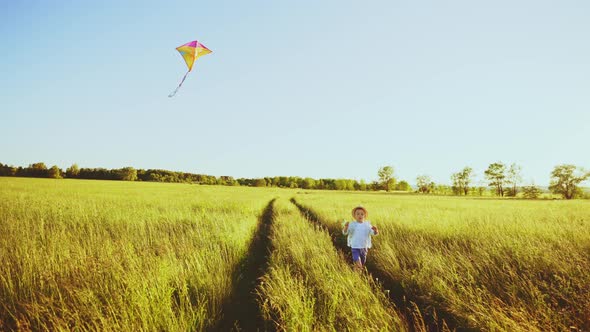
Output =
[
  {"x1": 342, "y1": 221, "x2": 349, "y2": 235},
  {"x1": 371, "y1": 225, "x2": 379, "y2": 235}
]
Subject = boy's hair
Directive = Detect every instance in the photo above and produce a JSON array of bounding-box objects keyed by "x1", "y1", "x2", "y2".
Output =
[{"x1": 352, "y1": 206, "x2": 368, "y2": 218}]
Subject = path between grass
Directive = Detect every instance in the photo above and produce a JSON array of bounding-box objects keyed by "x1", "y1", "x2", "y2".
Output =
[
  {"x1": 211, "y1": 199, "x2": 277, "y2": 332},
  {"x1": 290, "y1": 198, "x2": 473, "y2": 332}
]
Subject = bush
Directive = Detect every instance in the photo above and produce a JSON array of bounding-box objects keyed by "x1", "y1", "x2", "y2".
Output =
[{"x1": 522, "y1": 185, "x2": 541, "y2": 199}]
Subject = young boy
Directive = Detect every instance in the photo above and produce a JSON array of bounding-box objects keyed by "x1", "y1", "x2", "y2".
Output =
[{"x1": 342, "y1": 206, "x2": 378, "y2": 269}]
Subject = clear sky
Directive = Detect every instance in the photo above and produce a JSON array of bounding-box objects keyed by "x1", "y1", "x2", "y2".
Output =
[{"x1": 1, "y1": 0, "x2": 589, "y2": 185}]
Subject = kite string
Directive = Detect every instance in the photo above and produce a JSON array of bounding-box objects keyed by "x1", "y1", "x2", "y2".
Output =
[{"x1": 168, "y1": 71, "x2": 190, "y2": 97}]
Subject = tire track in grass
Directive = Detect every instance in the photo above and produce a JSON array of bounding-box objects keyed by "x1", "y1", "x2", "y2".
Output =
[
  {"x1": 211, "y1": 199, "x2": 276, "y2": 332},
  {"x1": 290, "y1": 198, "x2": 471, "y2": 332}
]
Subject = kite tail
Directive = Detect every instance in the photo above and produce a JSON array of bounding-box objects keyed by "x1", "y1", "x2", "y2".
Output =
[{"x1": 168, "y1": 71, "x2": 190, "y2": 97}]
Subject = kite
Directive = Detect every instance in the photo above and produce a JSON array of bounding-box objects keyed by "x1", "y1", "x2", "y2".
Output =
[{"x1": 168, "y1": 40, "x2": 212, "y2": 97}]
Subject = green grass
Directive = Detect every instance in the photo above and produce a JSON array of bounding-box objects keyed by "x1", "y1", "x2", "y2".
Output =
[
  {"x1": 1, "y1": 178, "x2": 588, "y2": 331},
  {"x1": 258, "y1": 199, "x2": 405, "y2": 331},
  {"x1": 0, "y1": 177, "x2": 278, "y2": 330},
  {"x1": 294, "y1": 191, "x2": 590, "y2": 331}
]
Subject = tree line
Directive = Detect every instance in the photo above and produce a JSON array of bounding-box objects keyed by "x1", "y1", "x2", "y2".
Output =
[
  {"x1": 0, "y1": 162, "x2": 377, "y2": 191},
  {"x1": 1, "y1": 161, "x2": 588, "y2": 199},
  {"x1": 409, "y1": 162, "x2": 589, "y2": 200}
]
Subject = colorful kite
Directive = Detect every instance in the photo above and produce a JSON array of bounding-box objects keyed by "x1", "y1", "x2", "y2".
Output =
[{"x1": 168, "y1": 40, "x2": 212, "y2": 97}]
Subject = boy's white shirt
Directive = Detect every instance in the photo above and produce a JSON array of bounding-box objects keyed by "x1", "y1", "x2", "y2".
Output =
[{"x1": 343, "y1": 220, "x2": 376, "y2": 248}]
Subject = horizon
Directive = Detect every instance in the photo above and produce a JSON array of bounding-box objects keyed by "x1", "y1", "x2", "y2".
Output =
[
  {"x1": 2, "y1": 1, "x2": 589, "y2": 186},
  {"x1": 3, "y1": 159, "x2": 587, "y2": 188}
]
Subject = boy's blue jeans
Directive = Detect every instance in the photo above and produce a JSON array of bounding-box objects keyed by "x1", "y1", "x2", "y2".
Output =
[{"x1": 351, "y1": 248, "x2": 368, "y2": 265}]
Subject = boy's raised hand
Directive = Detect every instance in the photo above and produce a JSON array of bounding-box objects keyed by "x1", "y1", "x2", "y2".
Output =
[{"x1": 371, "y1": 225, "x2": 378, "y2": 234}]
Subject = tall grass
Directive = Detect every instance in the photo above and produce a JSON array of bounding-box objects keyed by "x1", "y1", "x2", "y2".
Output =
[
  {"x1": 3, "y1": 177, "x2": 588, "y2": 331},
  {"x1": 295, "y1": 192, "x2": 590, "y2": 331},
  {"x1": 0, "y1": 178, "x2": 276, "y2": 330},
  {"x1": 258, "y1": 199, "x2": 406, "y2": 331}
]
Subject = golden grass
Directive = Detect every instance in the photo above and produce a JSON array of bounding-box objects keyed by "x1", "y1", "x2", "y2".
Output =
[
  {"x1": 2, "y1": 177, "x2": 588, "y2": 331},
  {"x1": 294, "y1": 192, "x2": 590, "y2": 331},
  {"x1": 258, "y1": 199, "x2": 406, "y2": 331},
  {"x1": 0, "y1": 177, "x2": 277, "y2": 330}
]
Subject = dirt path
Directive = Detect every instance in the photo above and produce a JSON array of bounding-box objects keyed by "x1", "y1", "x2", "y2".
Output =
[
  {"x1": 211, "y1": 199, "x2": 277, "y2": 332},
  {"x1": 290, "y1": 198, "x2": 474, "y2": 332}
]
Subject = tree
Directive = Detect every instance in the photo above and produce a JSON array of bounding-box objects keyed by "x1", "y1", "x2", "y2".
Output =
[
  {"x1": 549, "y1": 164, "x2": 590, "y2": 199},
  {"x1": 451, "y1": 167, "x2": 473, "y2": 195},
  {"x1": 435, "y1": 184, "x2": 452, "y2": 195},
  {"x1": 0, "y1": 163, "x2": 17, "y2": 176},
  {"x1": 28, "y1": 162, "x2": 48, "y2": 177},
  {"x1": 218, "y1": 176, "x2": 239, "y2": 186},
  {"x1": 416, "y1": 175, "x2": 435, "y2": 194},
  {"x1": 476, "y1": 186, "x2": 487, "y2": 196},
  {"x1": 506, "y1": 163, "x2": 522, "y2": 197},
  {"x1": 395, "y1": 180, "x2": 412, "y2": 192},
  {"x1": 485, "y1": 162, "x2": 506, "y2": 196},
  {"x1": 66, "y1": 163, "x2": 80, "y2": 178},
  {"x1": 359, "y1": 179, "x2": 367, "y2": 191},
  {"x1": 48, "y1": 165, "x2": 62, "y2": 179},
  {"x1": 378, "y1": 166, "x2": 396, "y2": 191},
  {"x1": 386, "y1": 178, "x2": 396, "y2": 191},
  {"x1": 253, "y1": 178, "x2": 267, "y2": 187},
  {"x1": 116, "y1": 167, "x2": 137, "y2": 181},
  {"x1": 302, "y1": 177, "x2": 316, "y2": 189}
]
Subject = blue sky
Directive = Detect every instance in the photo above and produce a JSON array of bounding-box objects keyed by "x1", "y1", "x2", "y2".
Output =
[{"x1": 1, "y1": 0, "x2": 589, "y2": 185}]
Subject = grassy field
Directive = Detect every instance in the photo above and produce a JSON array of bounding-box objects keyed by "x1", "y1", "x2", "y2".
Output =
[
  {"x1": 0, "y1": 178, "x2": 278, "y2": 330},
  {"x1": 293, "y1": 191, "x2": 590, "y2": 331},
  {"x1": 1, "y1": 177, "x2": 589, "y2": 331},
  {"x1": 258, "y1": 199, "x2": 406, "y2": 331}
]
